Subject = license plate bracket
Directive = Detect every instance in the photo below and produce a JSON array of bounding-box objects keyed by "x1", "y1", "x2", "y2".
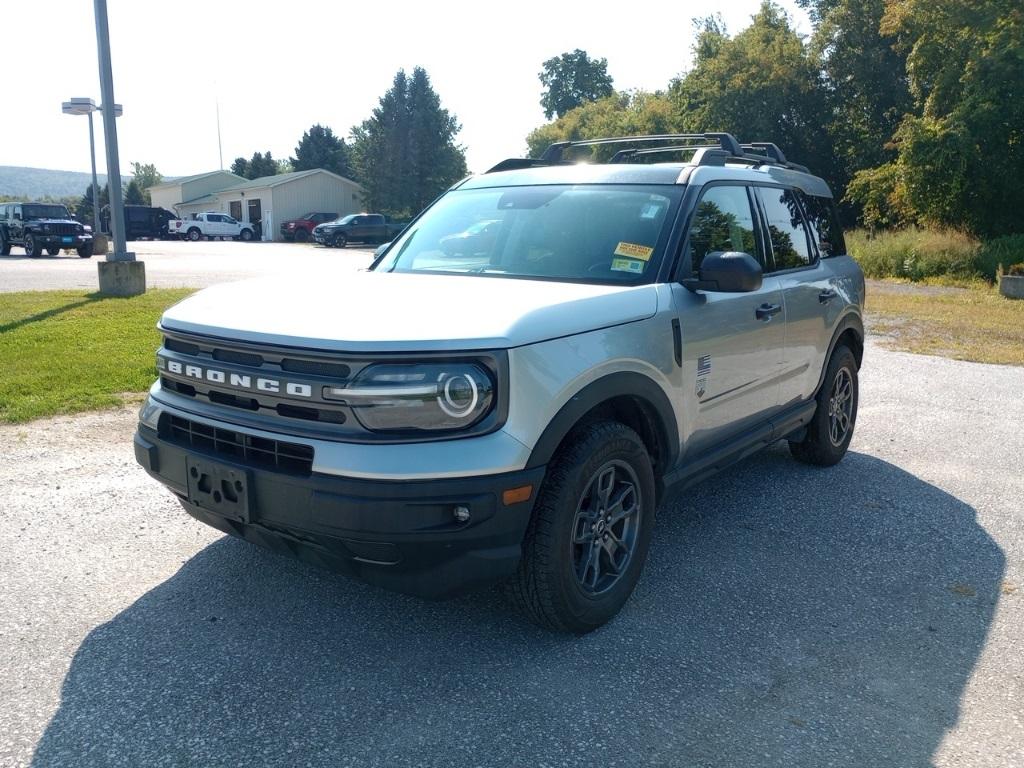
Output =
[
  {"x1": 61, "y1": 236, "x2": 73, "y2": 244},
  {"x1": 186, "y1": 457, "x2": 251, "y2": 523}
]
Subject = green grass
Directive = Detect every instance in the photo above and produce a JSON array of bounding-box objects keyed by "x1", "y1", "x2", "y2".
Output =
[
  {"x1": 867, "y1": 282, "x2": 1024, "y2": 365},
  {"x1": 0, "y1": 289, "x2": 193, "y2": 423}
]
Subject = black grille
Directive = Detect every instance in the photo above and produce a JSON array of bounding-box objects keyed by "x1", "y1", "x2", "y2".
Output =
[
  {"x1": 49, "y1": 223, "x2": 79, "y2": 236},
  {"x1": 160, "y1": 414, "x2": 314, "y2": 475},
  {"x1": 165, "y1": 338, "x2": 200, "y2": 356},
  {"x1": 281, "y1": 358, "x2": 350, "y2": 378},
  {"x1": 213, "y1": 348, "x2": 264, "y2": 367}
]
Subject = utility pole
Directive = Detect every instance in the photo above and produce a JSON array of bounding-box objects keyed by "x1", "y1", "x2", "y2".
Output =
[{"x1": 93, "y1": 0, "x2": 145, "y2": 295}]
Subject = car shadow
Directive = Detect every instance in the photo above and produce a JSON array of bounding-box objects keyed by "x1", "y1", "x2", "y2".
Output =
[{"x1": 31, "y1": 448, "x2": 1003, "y2": 767}]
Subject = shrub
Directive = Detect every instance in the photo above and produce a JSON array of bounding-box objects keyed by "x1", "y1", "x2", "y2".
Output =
[
  {"x1": 1007, "y1": 264, "x2": 1024, "y2": 277},
  {"x1": 980, "y1": 235, "x2": 1024, "y2": 278},
  {"x1": 846, "y1": 228, "x2": 986, "y2": 281}
]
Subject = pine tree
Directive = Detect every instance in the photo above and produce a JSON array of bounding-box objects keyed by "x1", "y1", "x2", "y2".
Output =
[
  {"x1": 291, "y1": 124, "x2": 352, "y2": 178},
  {"x1": 351, "y1": 67, "x2": 467, "y2": 216},
  {"x1": 124, "y1": 179, "x2": 146, "y2": 206}
]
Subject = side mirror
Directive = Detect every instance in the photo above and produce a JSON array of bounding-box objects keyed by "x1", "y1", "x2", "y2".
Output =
[{"x1": 682, "y1": 251, "x2": 763, "y2": 293}]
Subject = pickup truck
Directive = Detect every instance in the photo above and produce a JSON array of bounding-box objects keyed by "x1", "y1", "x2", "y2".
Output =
[
  {"x1": 280, "y1": 212, "x2": 337, "y2": 242},
  {"x1": 168, "y1": 212, "x2": 255, "y2": 242},
  {"x1": 312, "y1": 213, "x2": 405, "y2": 248}
]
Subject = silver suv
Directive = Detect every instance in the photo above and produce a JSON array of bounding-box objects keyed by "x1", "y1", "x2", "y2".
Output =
[{"x1": 134, "y1": 133, "x2": 864, "y2": 633}]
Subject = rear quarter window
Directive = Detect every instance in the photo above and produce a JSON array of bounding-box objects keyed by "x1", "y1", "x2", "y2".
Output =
[{"x1": 798, "y1": 190, "x2": 846, "y2": 257}]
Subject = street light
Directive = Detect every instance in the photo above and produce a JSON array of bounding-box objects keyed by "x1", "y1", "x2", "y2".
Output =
[{"x1": 61, "y1": 97, "x2": 122, "y2": 238}]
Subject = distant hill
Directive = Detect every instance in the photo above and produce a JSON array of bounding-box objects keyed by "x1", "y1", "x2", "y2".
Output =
[{"x1": 0, "y1": 166, "x2": 130, "y2": 200}]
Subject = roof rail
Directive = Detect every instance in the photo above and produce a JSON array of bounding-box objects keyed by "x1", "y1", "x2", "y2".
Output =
[
  {"x1": 609, "y1": 144, "x2": 720, "y2": 163},
  {"x1": 540, "y1": 133, "x2": 744, "y2": 162},
  {"x1": 485, "y1": 133, "x2": 810, "y2": 175}
]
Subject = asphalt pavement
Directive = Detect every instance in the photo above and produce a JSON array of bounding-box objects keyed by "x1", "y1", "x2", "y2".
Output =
[
  {"x1": 0, "y1": 239, "x2": 376, "y2": 292},
  {"x1": 1, "y1": 342, "x2": 1021, "y2": 767}
]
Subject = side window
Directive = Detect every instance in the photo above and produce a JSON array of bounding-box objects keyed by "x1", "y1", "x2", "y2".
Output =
[
  {"x1": 0, "y1": 205, "x2": 6, "y2": 221},
  {"x1": 688, "y1": 185, "x2": 760, "y2": 273},
  {"x1": 758, "y1": 187, "x2": 814, "y2": 271},
  {"x1": 351, "y1": 216, "x2": 363, "y2": 225},
  {"x1": 796, "y1": 190, "x2": 846, "y2": 258}
]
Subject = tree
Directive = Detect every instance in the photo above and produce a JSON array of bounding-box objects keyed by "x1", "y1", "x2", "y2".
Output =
[
  {"x1": 350, "y1": 67, "x2": 467, "y2": 216},
  {"x1": 670, "y1": 5, "x2": 841, "y2": 196},
  {"x1": 539, "y1": 49, "x2": 615, "y2": 119},
  {"x1": 291, "y1": 124, "x2": 351, "y2": 178},
  {"x1": 526, "y1": 91, "x2": 676, "y2": 159},
  {"x1": 130, "y1": 162, "x2": 162, "y2": 204},
  {"x1": 123, "y1": 179, "x2": 146, "y2": 206},
  {"x1": 76, "y1": 182, "x2": 110, "y2": 225},
  {"x1": 878, "y1": 0, "x2": 1024, "y2": 237},
  {"x1": 228, "y1": 151, "x2": 280, "y2": 179},
  {"x1": 800, "y1": 0, "x2": 912, "y2": 222}
]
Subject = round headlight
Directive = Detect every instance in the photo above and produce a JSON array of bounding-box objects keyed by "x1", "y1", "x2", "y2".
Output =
[{"x1": 438, "y1": 372, "x2": 479, "y2": 418}]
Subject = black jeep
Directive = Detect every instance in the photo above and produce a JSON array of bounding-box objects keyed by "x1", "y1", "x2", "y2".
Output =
[{"x1": 0, "y1": 202, "x2": 94, "y2": 258}]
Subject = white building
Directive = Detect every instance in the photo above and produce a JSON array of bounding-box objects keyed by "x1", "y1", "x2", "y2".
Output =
[
  {"x1": 148, "y1": 170, "x2": 246, "y2": 215},
  {"x1": 212, "y1": 169, "x2": 364, "y2": 241}
]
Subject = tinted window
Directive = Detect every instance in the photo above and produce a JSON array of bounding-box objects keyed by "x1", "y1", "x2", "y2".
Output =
[
  {"x1": 759, "y1": 187, "x2": 813, "y2": 271},
  {"x1": 797, "y1": 190, "x2": 846, "y2": 257},
  {"x1": 207, "y1": 214, "x2": 222, "y2": 222},
  {"x1": 688, "y1": 185, "x2": 760, "y2": 273}
]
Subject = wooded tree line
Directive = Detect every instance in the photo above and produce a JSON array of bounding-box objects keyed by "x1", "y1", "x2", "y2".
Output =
[{"x1": 527, "y1": 0, "x2": 1023, "y2": 239}]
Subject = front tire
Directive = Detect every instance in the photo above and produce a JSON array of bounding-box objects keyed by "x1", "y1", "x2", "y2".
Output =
[
  {"x1": 77, "y1": 243, "x2": 93, "y2": 259},
  {"x1": 239, "y1": 228, "x2": 254, "y2": 242},
  {"x1": 0, "y1": 231, "x2": 10, "y2": 256},
  {"x1": 509, "y1": 421, "x2": 656, "y2": 634},
  {"x1": 294, "y1": 229, "x2": 309, "y2": 243},
  {"x1": 789, "y1": 344, "x2": 859, "y2": 466},
  {"x1": 47, "y1": 246, "x2": 61, "y2": 256},
  {"x1": 24, "y1": 234, "x2": 41, "y2": 257},
  {"x1": 332, "y1": 233, "x2": 347, "y2": 248}
]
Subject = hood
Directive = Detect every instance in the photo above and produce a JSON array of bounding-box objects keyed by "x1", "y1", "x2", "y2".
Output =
[
  {"x1": 160, "y1": 271, "x2": 659, "y2": 352},
  {"x1": 30, "y1": 218, "x2": 79, "y2": 225}
]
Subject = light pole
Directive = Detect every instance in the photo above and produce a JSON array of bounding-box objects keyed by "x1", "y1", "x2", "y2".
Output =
[
  {"x1": 92, "y1": 0, "x2": 144, "y2": 295},
  {"x1": 61, "y1": 97, "x2": 122, "y2": 238}
]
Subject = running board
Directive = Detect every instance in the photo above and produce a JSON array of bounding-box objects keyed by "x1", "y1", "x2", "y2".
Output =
[{"x1": 662, "y1": 400, "x2": 817, "y2": 494}]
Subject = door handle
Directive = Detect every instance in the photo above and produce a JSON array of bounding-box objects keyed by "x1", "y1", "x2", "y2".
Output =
[
  {"x1": 756, "y1": 303, "x2": 782, "y2": 321},
  {"x1": 818, "y1": 288, "x2": 838, "y2": 303}
]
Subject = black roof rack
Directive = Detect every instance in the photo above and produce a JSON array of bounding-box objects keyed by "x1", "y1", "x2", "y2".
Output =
[{"x1": 485, "y1": 133, "x2": 810, "y2": 174}]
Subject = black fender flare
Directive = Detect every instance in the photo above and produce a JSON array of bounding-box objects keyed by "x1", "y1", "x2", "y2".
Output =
[
  {"x1": 813, "y1": 311, "x2": 865, "y2": 395},
  {"x1": 525, "y1": 372, "x2": 679, "y2": 471}
]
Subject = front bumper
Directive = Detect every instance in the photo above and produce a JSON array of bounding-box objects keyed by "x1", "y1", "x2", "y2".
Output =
[
  {"x1": 33, "y1": 233, "x2": 91, "y2": 248},
  {"x1": 134, "y1": 422, "x2": 545, "y2": 598}
]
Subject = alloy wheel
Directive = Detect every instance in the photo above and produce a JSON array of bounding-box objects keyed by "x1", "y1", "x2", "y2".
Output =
[
  {"x1": 570, "y1": 460, "x2": 642, "y2": 595},
  {"x1": 828, "y1": 367, "x2": 854, "y2": 446}
]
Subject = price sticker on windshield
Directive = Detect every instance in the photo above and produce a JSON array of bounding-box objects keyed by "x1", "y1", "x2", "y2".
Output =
[{"x1": 614, "y1": 242, "x2": 654, "y2": 261}]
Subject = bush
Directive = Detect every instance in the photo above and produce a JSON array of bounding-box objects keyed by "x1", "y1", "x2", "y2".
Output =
[
  {"x1": 846, "y1": 228, "x2": 988, "y2": 281},
  {"x1": 1007, "y1": 264, "x2": 1024, "y2": 277},
  {"x1": 980, "y1": 235, "x2": 1024, "y2": 278}
]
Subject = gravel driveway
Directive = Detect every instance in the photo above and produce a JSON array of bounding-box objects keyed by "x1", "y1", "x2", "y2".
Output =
[{"x1": 1, "y1": 342, "x2": 1022, "y2": 767}]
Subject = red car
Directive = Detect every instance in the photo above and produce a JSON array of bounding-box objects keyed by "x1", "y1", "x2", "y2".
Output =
[{"x1": 279, "y1": 212, "x2": 337, "y2": 242}]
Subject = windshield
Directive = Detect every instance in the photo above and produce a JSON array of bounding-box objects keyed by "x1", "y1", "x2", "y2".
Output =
[
  {"x1": 377, "y1": 185, "x2": 679, "y2": 284},
  {"x1": 332, "y1": 214, "x2": 356, "y2": 225},
  {"x1": 24, "y1": 204, "x2": 71, "y2": 220}
]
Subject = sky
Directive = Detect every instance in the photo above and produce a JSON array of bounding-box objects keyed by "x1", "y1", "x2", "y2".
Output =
[{"x1": 2, "y1": 0, "x2": 811, "y2": 179}]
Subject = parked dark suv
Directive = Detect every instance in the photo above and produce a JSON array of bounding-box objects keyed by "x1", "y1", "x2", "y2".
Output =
[
  {"x1": 0, "y1": 202, "x2": 93, "y2": 258},
  {"x1": 102, "y1": 205, "x2": 177, "y2": 240}
]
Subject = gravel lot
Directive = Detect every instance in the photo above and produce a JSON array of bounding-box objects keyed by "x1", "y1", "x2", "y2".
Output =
[
  {"x1": 1, "y1": 342, "x2": 1021, "y2": 767},
  {"x1": 0, "y1": 239, "x2": 376, "y2": 292}
]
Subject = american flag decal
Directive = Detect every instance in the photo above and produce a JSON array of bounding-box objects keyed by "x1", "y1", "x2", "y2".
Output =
[{"x1": 697, "y1": 355, "x2": 712, "y2": 376}]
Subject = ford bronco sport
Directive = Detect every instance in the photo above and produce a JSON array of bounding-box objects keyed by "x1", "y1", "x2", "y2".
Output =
[
  {"x1": 0, "y1": 202, "x2": 94, "y2": 258},
  {"x1": 135, "y1": 133, "x2": 864, "y2": 633}
]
